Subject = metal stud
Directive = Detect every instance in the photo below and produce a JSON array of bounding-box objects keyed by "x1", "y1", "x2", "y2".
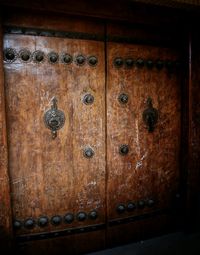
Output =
[
  {"x1": 146, "y1": 59, "x2": 154, "y2": 69},
  {"x1": 24, "y1": 218, "x2": 35, "y2": 229},
  {"x1": 147, "y1": 199, "x2": 155, "y2": 207},
  {"x1": 116, "y1": 204, "x2": 126, "y2": 214},
  {"x1": 13, "y1": 220, "x2": 22, "y2": 230},
  {"x1": 4, "y1": 48, "x2": 17, "y2": 63},
  {"x1": 118, "y1": 93, "x2": 128, "y2": 104},
  {"x1": 19, "y1": 49, "x2": 31, "y2": 62},
  {"x1": 83, "y1": 147, "x2": 94, "y2": 158},
  {"x1": 127, "y1": 202, "x2": 136, "y2": 212},
  {"x1": 156, "y1": 59, "x2": 164, "y2": 70},
  {"x1": 125, "y1": 58, "x2": 134, "y2": 68},
  {"x1": 88, "y1": 56, "x2": 98, "y2": 66},
  {"x1": 83, "y1": 94, "x2": 94, "y2": 105},
  {"x1": 33, "y1": 50, "x2": 45, "y2": 63},
  {"x1": 138, "y1": 200, "x2": 145, "y2": 209},
  {"x1": 165, "y1": 60, "x2": 174, "y2": 71},
  {"x1": 48, "y1": 52, "x2": 59, "y2": 64},
  {"x1": 136, "y1": 58, "x2": 144, "y2": 68},
  {"x1": 38, "y1": 216, "x2": 49, "y2": 227},
  {"x1": 77, "y1": 212, "x2": 87, "y2": 221},
  {"x1": 64, "y1": 213, "x2": 74, "y2": 224},
  {"x1": 51, "y1": 215, "x2": 62, "y2": 226},
  {"x1": 61, "y1": 53, "x2": 73, "y2": 64},
  {"x1": 88, "y1": 210, "x2": 98, "y2": 220},
  {"x1": 76, "y1": 55, "x2": 86, "y2": 66},
  {"x1": 114, "y1": 57, "x2": 123, "y2": 68},
  {"x1": 119, "y1": 144, "x2": 129, "y2": 156}
]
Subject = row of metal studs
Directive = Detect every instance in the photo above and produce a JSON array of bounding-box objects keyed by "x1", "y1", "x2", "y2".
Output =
[
  {"x1": 3, "y1": 48, "x2": 98, "y2": 66},
  {"x1": 113, "y1": 57, "x2": 182, "y2": 70},
  {"x1": 14, "y1": 210, "x2": 98, "y2": 230}
]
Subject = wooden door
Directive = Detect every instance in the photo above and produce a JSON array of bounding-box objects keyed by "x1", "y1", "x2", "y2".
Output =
[
  {"x1": 3, "y1": 32, "x2": 106, "y2": 252},
  {"x1": 106, "y1": 41, "x2": 182, "y2": 243}
]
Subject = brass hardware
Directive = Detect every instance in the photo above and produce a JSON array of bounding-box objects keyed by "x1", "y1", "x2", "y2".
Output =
[
  {"x1": 117, "y1": 204, "x2": 126, "y2": 214},
  {"x1": 89, "y1": 210, "x2": 98, "y2": 220},
  {"x1": 119, "y1": 144, "x2": 129, "y2": 156},
  {"x1": 48, "y1": 52, "x2": 59, "y2": 64},
  {"x1": 143, "y1": 97, "x2": 158, "y2": 132},
  {"x1": 24, "y1": 218, "x2": 35, "y2": 229},
  {"x1": 44, "y1": 97, "x2": 65, "y2": 139},
  {"x1": 138, "y1": 200, "x2": 145, "y2": 209},
  {"x1": 83, "y1": 94, "x2": 94, "y2": 105},
  {"x1": 88, "y1": 56, "x2": 98, "y2": 66},
  {"x1": 136, "y1": 58, "x2": 144, "y2": 68},
  {"x1": 19, "y1": 49, "x2": 31, "y2": 62},
  {"x1": 38, "y1": 216, "x2": 49, "y2": 227},
  {"x1": 118, "y1": 93, "x2": 128, "y2": 104},
  {"x1": 156, "y1": 59, "x2": 164, "y2": 70},
  {"x1": 51, "y1": 215, "x2": 62, "y2": 225},
  {"x1": 127, "y1": 202, "x2": 136, "y2": 212},
  {"x1": 33, "y1": 50, "x2": 45, "y2": 63},
  {"x1": 64, "y1": 213, "x2": 74, "y2": 224},
  {"x1": 146, "y1": 59, "x2": 154, "y2": 69},
  {"x1": 77, "y1": 212, "x2": 87, "y2": 221},
  {"x1": 13, "y1": 220, "x2": 22, "y2": 230},
  {"x1": 76, "y1": 55, "x2": 86, "y2": 65},
  {"x1": 4, "y1": 48, "x2": 17, "y2": 63},
  {"x1": 83, "y1": 147, "x2": 94, "y2": 158},
  {"x1": 114, "y1": 57, "x2": 123, "y2": 68},
  {"x1": 61, "y1": 53, "x2": 73, "y2": 64}
]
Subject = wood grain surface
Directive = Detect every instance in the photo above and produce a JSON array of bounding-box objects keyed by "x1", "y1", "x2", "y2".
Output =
[
  {"x1": 4, "y1": 34, "x2": 105, "y2": 235},
  {"x1": 106, "y1": 42, "x2": 181, "y2": 219}
]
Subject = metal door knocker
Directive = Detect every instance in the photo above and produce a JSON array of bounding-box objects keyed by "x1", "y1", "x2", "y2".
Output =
[
  {"x1": 143, "y1": 97, "x2": 158, "y2": 132},
  {"x1": 44, "y1": 97, "x2": 65, "y2": 139}
]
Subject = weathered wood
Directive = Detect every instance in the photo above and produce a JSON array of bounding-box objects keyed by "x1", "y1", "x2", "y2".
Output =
[
  {"x1": 4, "y1": 32, "x2": 106, "y2": 238},
  {"x1": 106, "y1": 41, "x2": 181, "y2": 220},
  {"x1": 0, "y1": 19, "x2": 12, "y2": 248}
]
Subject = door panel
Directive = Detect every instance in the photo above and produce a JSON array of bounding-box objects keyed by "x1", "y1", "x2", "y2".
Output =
[
  {"x1": 4, "y1": 34, "x2": 105, "y2": 235},
  {"x1": 107, "y1": 42, "x2": 181, "y2": 220}
]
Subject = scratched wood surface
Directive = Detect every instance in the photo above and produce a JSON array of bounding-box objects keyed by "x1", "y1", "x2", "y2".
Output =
[
  {"x1": 107, "y1": 42, "x2": 181, "y2": 219},
  {"x1": 4, "y1": 34, "x2": 105, "y2": 235},
  {"x1": 0, "y1": 20, "x2": 12, "y2": 247}
]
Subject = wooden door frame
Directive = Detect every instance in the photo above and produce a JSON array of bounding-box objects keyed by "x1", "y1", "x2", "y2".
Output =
[{"x1": 0, "y1": 1, "x2": 200, "y2": 249}]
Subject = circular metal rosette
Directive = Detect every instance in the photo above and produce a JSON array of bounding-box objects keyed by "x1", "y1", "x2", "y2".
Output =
[
  {"x1": 88, "y1": 56, "x2": 98, "y2": 67},
  {"x1": 32, "y1": 50, "x2": 45, "y2": 63},
  {"x1": 75, "y1": 55, "x2": 86, "y2": 66},
  {"x1": 44, "y1": 109, "x2": 65, "y2": 132},
  {"x1": 19, "y1": 49, "x2": 32, "y2": 63},
  {"x1": 47, "y1": 51, "x2": 59, "y2": 64},
  {"x1": 61, "y1": 53, "x2": 73, "y2": 65},
  {"x1": 4, "y1": 48, "x2": 18, "y2": 63}
]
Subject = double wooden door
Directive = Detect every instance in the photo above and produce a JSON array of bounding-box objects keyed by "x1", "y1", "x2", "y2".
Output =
[{"x1": 3, "y1": 24, "x2": 181, "y2": 254}]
